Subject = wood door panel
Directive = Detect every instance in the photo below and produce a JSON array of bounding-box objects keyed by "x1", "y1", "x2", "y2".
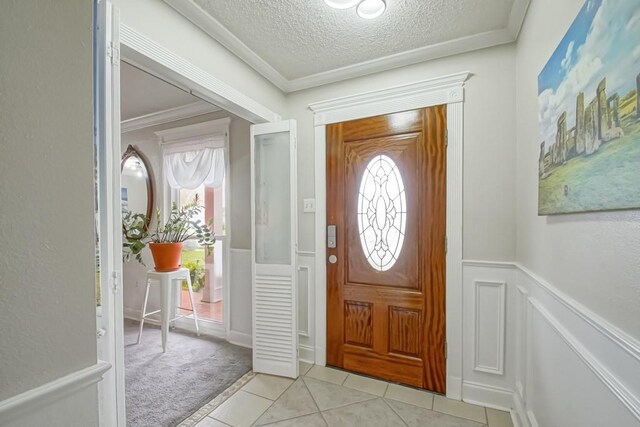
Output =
[
  {"x1": 343, "y1": 349, "x2": 424, "y2": 388},
  {"x1": 388, "y1": 306, "x2": 422, "y2": 357},
  {"x1": 327, "y1": 106, "x2": 446, "y2": 393},
  {"x1": 342, "y1": 110, "x2": 424, "y2": 142},
  {"x1": 345, "y1": 134, "x2": 420, "y2": 289},
  {"x1": 344, "y1": 301, "x2": 373, "y2": 348}
]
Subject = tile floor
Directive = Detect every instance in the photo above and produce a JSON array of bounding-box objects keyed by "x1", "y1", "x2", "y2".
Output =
[{"x1": 194, "y1": 363, "x2": 514, "y2": 427}]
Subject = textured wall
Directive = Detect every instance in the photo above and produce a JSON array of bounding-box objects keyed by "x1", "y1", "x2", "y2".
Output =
[
  {"x1": 287, "y1": 44, "x2": 518, "y2": 260},
  {"x1": 515, "y1": 0, "x2": 640, "y2": 339},
  {"x1": 0, "y1": 0, "x2": 97, "y2": 402}
]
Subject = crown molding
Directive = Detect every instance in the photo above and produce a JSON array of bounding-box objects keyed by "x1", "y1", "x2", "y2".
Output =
[
  {"x1": 163, "y1": 0, "x2": 528, "y2": 93},
  {"x1": 121, "y1": 101, "x2": 220, "y2": 133},
  {"x1": 308, "y1": 71, "x2": 471, "y2": 125},
  {"x1": 162, "y1": 0, "x2": 289, "y2": 89}
]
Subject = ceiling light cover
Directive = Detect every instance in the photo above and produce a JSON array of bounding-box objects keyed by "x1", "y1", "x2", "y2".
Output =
[
  {"x1": 356, "y1": 0, "x2": 386, "y2": 19},
  {"x1": 324, "y1": 0, "x2": 361, "y2": 9}
]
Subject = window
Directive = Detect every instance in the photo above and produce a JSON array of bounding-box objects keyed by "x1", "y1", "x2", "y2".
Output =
[
  {"x1": 357, "y1": 155, "x2": 406, "y2": 271},
  {"x1": 177, "y1": 181, "x2": 226, "y2": 323}
]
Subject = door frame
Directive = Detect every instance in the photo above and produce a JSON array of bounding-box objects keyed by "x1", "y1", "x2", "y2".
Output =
[
  {"x1": 309, "y1": 71, "x2": 471, "y2": 400},
  {"x1": 99, "y1": 15, "x2": 281, "y2": 425}
]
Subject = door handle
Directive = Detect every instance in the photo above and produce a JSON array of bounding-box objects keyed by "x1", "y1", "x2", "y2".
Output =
[{"x1": 328, "y1": 225, "x2": 337, "y2": 248}]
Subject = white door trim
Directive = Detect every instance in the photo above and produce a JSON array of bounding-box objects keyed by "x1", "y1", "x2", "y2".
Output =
[
  {"x1": 309, "y1": 71, "x2": 470, "y2": 399},
  {"x1": 119, "y1": 23, "x2": 280, "y2": 125},
  {"x1": 99, "y1": 21, "x2": 282, "y2": 426}
]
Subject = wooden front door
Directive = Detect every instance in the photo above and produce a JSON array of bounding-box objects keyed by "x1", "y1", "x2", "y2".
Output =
[{"x1": 326, "y1": 106, "x2": 447, "y2": 393}]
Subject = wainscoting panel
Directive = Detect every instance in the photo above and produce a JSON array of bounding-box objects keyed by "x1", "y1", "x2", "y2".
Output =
[
  {"x1": 462, "y1": 260, "x2": 640, "y2": 426},
  {"x1": 297, "y1": 251, "x2": 316, "y2": 363},
  {"x1": 462, "y1": 262, "x2": 517, "y2": 410},
  {"x1": 515, "y1": 267, "x2": 640, "y2": 427},
  {"x1": 0, "y1": 362, "x2": 110, "y2": 427},
  {"x1": 474, "y1": 280, "x2": 506, "y2": 375}
]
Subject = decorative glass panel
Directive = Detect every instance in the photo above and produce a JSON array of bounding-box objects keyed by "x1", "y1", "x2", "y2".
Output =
[
  {"x1": 254, "y1": 132, "x2": 291, "y2": 265},
  {"x1": 357, "y1": 155, "x2": 406, "y2": 271}
]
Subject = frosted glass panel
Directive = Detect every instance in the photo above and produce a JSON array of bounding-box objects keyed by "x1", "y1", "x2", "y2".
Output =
[{"x1": 254, "y1": 131, "x2": 291, "y2": 265}]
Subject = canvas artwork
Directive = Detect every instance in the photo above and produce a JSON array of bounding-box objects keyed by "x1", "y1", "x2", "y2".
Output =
[{"x1": 537, "y1": 0, "x2": 640, "y2": 215}]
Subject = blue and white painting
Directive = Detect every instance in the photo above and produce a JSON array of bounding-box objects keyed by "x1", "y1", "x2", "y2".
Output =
[{"x1": 537, "y1": 0, "x2": 640, "y2": 215}]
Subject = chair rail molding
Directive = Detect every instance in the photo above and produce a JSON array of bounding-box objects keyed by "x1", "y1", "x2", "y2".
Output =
[
  {"x1": 0, "y1": 361, "x2": 111, "y2": 425},
  {"x1": 311, "y1": 73, "x2": 470, "y2": 400}
]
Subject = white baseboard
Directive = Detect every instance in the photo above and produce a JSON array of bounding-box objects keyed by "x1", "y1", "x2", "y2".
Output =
[
  {"x1": 228, "y1": 330, "x2": 252, "y2": 348},
  {"x1": 0, "y1": 361, "x2": 111, "y2": 425},
  {"x1": 298, "y1": 344, "x2": 315, "y2": 363},
  {"x1": 124, "y1": 307, "x2": 161, "y2": 326},
  {"x1": 462, "y1": 380, "x2": 513, "y2": 411}
]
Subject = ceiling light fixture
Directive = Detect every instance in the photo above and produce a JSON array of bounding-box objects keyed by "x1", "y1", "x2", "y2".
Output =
[
  {"x1": 324, "y1": 0, "x2": 361, "y2": 9},
  {"x1": 324, "y1": 0, "x2": 387, "y2": 19},
  {"x1": 356, "y1": 0, "x2": 386, "y2": 19}
]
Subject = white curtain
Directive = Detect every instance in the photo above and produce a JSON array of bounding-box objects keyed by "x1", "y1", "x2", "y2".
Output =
[{"x1": 162, "y1": 136, "x2": 226, "y2": 190}]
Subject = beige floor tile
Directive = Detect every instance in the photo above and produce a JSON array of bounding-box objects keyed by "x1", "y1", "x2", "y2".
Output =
[
  {"x1": 209, "y1": 390, "x2": 273, "y2": 427},
  {"x1": 242, "y1": 374, "x2": 294, "y2": 400},
  {"x1": 254, "y1": 379, "x2": 319, "y2": 425},
  {"x1": 304, "y1": 365, "x2": 348, "y2": 385},
  {"x1": 303, "y1": 377, "x2": 377, "y2": 411},
  {"x1": 195, "y1": 417, "x2": 230, "y2": 426},
  {"x1": 433, "y1": 395, "x2": 487, "y2": 424},
  {"x1": 343, "y1": 374, "x2": 388, "y2": 396},
  {"x1": 299, "y1": 361, "x2": 313, "y2": 376},
  {"x1": 386, "y1": 399, "x2": 485, "y2": 427},
  {"x1": 486, "y1": 408, "x2": 513, "y2": 427},
  {"x1": 261, "y1": 413, "x2": 327, "y2": 426},
  {"x1": 384, "y1": 383, "x2": 434, "y2": 409},
  {"x1": 322, "y1": 398, "x2": 405, "y2": 427}
]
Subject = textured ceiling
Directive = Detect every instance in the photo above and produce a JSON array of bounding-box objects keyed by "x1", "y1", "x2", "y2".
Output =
[
  {"x1": 120, "y1": 61, "x2": 200, "y2": 120},
  {"x1": 192, "y1": 0, "x2": 515, "y2": 80}
]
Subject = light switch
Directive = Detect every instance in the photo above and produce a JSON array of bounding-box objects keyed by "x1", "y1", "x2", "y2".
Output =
[{"x1": 303, "y1": 198, "x2": 316, "y2": 213}]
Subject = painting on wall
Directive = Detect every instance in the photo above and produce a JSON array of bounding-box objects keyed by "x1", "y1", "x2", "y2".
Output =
[{"x1": 537, "y1": 0, "x2": 640, "y2": 215}]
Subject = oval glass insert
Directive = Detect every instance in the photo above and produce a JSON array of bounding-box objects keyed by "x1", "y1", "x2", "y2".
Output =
[{"x1": 357, "y1": 155, "x2": 406, "y2": 271}]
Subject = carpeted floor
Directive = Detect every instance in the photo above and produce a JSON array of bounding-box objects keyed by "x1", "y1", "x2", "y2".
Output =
[{"x1": 124, "y1": 319, "x2": 252, "y2": 427}]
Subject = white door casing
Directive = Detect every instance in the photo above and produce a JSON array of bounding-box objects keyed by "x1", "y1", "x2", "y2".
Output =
[
  {"x1": 96, "y1": 1, "x2": 125, "y2": 425},
  {"x1": 251, "y1": 120, "x2": 299, "y2": 379},
  {"x1": 309, "y1": 72, "x2": 470, "y2": 399},
  {"x1": 97, "y1": 13, "x2": 283, "y2": 425}
]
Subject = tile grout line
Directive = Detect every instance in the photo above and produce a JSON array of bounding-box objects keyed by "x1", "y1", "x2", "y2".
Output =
[
  {"x1": 381, "y1": 397, "x2": 410, "y2": 427},
  {"x1": 247, "y1": 376, "x2": 299, "y2": 426},
  {"x1": 301, "y1": 375, "x2": 329, "y2": 427}
]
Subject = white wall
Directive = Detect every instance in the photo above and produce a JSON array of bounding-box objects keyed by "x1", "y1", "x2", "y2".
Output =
[
  {"x1": 287, "y1": 44, "x2": 517, "y2": 260},
  {"x1": 114, "y1": 0, "x2": 286, "y2": 118},
  {"x1": 515, "y1": 0, "x2": 640, "y2": 345},
  {"x1": 0, "y1": 0, "x2": 100, "y2": 424},
  {"x1": 511, "y1": 0, "x2": 640, "y2": 424},
  {"x1": 120, "y1": 113, "x2": 252, "y2": 327}
]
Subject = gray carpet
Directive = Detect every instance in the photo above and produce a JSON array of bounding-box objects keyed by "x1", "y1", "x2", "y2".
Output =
[{"x1": 124, "y1": 319, "x2": 252, "y2": 427}]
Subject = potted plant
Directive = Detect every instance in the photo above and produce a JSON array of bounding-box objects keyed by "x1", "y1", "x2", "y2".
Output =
[{"x1": 122, "y1": 197, "x2": 215, "y2": 272}]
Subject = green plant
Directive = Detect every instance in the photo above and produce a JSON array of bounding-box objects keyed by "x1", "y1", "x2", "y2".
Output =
[
  {"x1": 122, "y1": 196, "x2": 216, "y2": 265},
  {"x1": 183, "y1": 260, "x2": 205, "y2": 292}
]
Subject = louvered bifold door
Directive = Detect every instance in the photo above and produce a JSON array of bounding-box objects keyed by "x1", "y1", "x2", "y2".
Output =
[{"x1": 250, "y1": 120, "x2": 299, "y2": 378}]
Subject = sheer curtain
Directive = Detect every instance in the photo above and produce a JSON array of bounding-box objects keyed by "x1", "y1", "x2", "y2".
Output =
[{"x1": 162, "y1": 135, "x2": 226, "y2": 190}]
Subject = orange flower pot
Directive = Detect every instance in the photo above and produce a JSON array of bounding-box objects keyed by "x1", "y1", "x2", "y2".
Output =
[{"x1": 149, "y1": 242, "x2": 183, "y2": 272}]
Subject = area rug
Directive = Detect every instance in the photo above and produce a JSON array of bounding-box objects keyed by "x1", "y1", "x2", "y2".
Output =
[{"x1": 124, "y1": 319, "x2": 252, "y2": 427}]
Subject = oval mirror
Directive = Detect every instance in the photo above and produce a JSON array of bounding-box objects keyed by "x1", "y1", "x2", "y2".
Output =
[{"x1": 121, "y1": 145, "x2": 154, "y2": 229}]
